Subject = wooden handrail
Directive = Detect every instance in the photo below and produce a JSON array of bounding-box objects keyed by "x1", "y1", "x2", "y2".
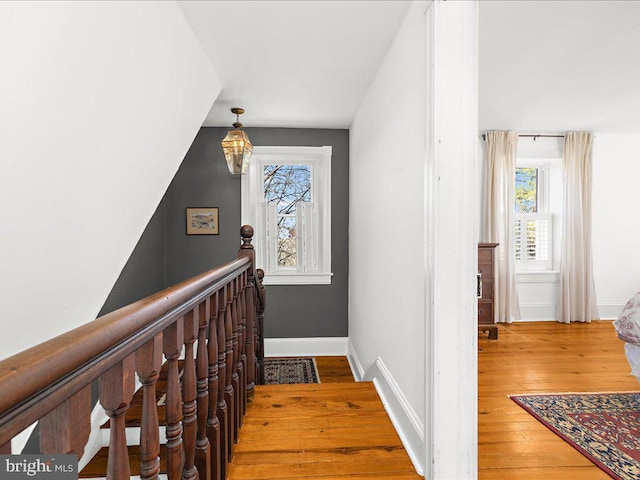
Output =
[
  {"x1": 0, "y1": 225, "x2": 265, "y2": 480},
  {"x1": 0, "y1": 257, "x2": 249, "y2": 442}
]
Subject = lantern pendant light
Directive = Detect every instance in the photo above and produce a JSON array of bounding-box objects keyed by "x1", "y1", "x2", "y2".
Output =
[{"x1": 221, "y1": 107, "x2": 253, "y2": 175}]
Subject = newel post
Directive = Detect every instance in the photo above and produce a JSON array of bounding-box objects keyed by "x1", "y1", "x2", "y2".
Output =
[{"x1": 238, "y1": 225, "x2": 257, "y2": 400}]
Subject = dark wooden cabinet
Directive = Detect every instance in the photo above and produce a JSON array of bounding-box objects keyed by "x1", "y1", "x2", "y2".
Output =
[{"x1": 478, "y1": 243, "x2": 498, "y2": 339}]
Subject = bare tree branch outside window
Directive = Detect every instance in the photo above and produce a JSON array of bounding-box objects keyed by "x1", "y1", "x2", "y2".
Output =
[{"x1": 264, "y1": 165, "x2": 311, "y2": 267}]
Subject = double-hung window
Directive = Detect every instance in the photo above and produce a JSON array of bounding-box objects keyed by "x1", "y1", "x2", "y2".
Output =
[
  {"x1": 514, "y1": 163, "x2": 553, "y2": 270},
  {"x1": 241, "y1": 146, "x2": 332, "y2": 285}
]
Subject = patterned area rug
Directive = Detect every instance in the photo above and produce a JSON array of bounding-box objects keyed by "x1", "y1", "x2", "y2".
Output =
[
  {"x1": 263, "y1": 357, "x2": 320, "y2": 384},
  {"x1": 510, "y1": 392, "x2": 640, "y2": 479}
]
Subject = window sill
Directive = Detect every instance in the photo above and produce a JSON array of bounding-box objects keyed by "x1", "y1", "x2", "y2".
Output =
[
  {"x1": 262, "y1": 272, "x2": 333, "y2": 286},
  {"x1": 516, "y1": 271, "x2": 559, "y2": 284}
]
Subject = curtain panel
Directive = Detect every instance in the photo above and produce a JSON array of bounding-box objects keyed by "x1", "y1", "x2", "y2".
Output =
[
  {"x1": 559, "y1": 132, "x2": 599, "y2": 323},
  {"x1": 482, "y1": 131, "x2": 521, "y2": 323}
]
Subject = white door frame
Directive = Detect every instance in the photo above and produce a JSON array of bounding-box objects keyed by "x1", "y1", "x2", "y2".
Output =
[{"x1": 424, "y1": 1, "x2": 479, "y2": 478}]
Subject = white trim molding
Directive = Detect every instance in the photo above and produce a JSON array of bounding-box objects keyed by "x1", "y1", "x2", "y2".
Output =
[
  {"x1": 426, "y1": 1, "x2": 479, "y2": 478},
  {"x1": 515, "y1": 303, "x2": 625, "y2": 321},
  {"x1": 264, "y1": 337, "x2": 347, "y2": 357},
  {"x1": 262, "y1": 272, "x2": 333, "y2": 286},
  {"x1": 364, "y1": 357, "x2": 425, "y2": 476},
  {"x1": 518, "y1": 303, "x2": 559, "y2": 321},
  {"x1": 598, "y1": 303, "x2": 625, "y2": 320},
  {"x1": 347, "y1": 338, "x2": 365, "y2": 382},
  {"x1": 347, "y1": 342, "x2": 424, "y2": 473},
  {"x1": 516, "y1": 271, "x2": 560, "y2": 284},
  {"x1": 241, "y1": 146, "x2": 332, "y2": 285}
]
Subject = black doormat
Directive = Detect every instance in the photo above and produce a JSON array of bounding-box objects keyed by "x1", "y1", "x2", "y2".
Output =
[{"x1": 263, "y1": 357, "x2": 320, "y2": 384}]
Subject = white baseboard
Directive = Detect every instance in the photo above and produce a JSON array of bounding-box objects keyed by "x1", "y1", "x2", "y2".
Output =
[
  {"x1": 347, "y1": 339, "x2": 364, "y2": 382},
  {"x1": 354, "y1": 354, "x2": 425, "y2": 476},
  {"x1": 264, "y1": 337, "x2": 348, "y2": 357},
  {"x1": 518, "y1": 303, "x2": 558, "y2": 321},
  {"x1": 514, "y1": 302, "x2": 625, "y2": 322},
  {"x1": 598, "y1": 303, "x2": 625, "y2": 320},
  {"x1": 348, "y1": 342, "x2": 424, "y2": 474}
]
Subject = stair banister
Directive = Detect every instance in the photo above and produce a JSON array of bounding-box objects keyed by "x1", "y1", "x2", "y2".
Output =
[{"x1": 0, "y1": 226, "x2": 265, "y2": 480}]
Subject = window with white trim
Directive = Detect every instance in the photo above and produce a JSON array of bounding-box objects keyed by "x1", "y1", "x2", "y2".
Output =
[
  {"x1": 514, "y1": 163, "x2": 553, "y2": 270},
  {"x1": 241, "y1": 146, "x2": 332, "y2": 285}
]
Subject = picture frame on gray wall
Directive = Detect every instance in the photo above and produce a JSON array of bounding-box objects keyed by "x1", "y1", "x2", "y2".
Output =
[{"x1": 186, "y1": 207, "x2": 219, "y2": 235}]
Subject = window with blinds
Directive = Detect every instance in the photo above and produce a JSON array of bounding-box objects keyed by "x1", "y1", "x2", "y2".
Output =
[
  {"x1": 514, "y1": 165, "x2": 553, "y2": 271},
  {"x1": 241, "y1": 146, "x2": 332, "y2": 285},
  {"x1": 514, "y1": 213, "x2": 552, "y2": 270},
  {"x1": 262, "y1": 163, "x2": 317, "y2": 273}
]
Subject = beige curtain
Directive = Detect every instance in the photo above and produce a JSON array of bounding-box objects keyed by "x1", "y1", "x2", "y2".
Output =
[
  {"x1": 559, "y1": 132, "x2": 599, "y2": 323},
  {"x1": 482, "y1": 131, "x2": 520, "y2": 323}
]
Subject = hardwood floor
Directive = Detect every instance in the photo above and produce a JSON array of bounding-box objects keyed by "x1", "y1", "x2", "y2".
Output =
[
  {"x1": 227, "y1": 356, "x2": 421, "y2": 480},
  {"x1": 84, "y1": 324, "x2": 635, "y2": 480},
  {"x1": 315, "y1": 356, "x2": 356, "y2": 383},
  {"x1": 479, "y1": 320, "x2": 639, "y2": 480},
  {"x1": 81, "y1": 356, "x2": 419, "y2": 479}
]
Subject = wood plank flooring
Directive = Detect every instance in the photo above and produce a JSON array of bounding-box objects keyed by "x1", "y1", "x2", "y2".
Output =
[
  {"x1": 227, "y1": 356, "x2": 421, "y2": 479},
  {"x1": 479, "y1": 320, "x2": 639, "y2": 480}
]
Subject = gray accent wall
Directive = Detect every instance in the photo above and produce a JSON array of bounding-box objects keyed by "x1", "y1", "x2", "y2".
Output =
[
  {"x1": 98, "y1": 201, "x2": 166, "y2": 316},
  {"x1": 164, "y1": 127, "x2": 349, "y2": 338},
  {"x1": 98, "y1": 127, "x2": 348, "y2": 339}
]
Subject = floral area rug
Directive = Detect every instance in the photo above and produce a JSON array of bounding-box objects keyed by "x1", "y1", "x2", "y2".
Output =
[
  {"x1": 510, "y1": 392, "x2": 640, "y2": 479},
  {"x1": 263, "y1": 357, "x2": 320, "y2": 384}
]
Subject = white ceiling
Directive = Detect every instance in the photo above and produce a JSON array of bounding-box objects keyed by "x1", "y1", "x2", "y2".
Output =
[
  {"x1": 178, "y1": 1, "x2": 412, "y2": 129},
  {"x1": 480, "y1": 0, "x2": 640, "y2": 133},
  {"x1": 179, "y1": 1, "x2": 640, "y2": 133}
]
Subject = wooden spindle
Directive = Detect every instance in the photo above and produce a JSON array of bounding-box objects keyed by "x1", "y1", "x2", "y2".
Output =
[
  {"x1": 224, "y1": 282, "x2": 236, "y2": 459},
  {"x1": 256, "y1": 268, "x2": 266, "y2": 385},
  {"x1": 239, "y1": 272, "x2": 247, "y2": 418},
  {"x1": 182, "y1": 309, "x2": 199, "y2": 480},
  {"x1": 244, "y1": 270, "x2": 257, "y2": 400},
  {"x1": 207, "y1": 292, "x2": 221, "y2": 480},
  {"x1": 195, "y1": 301, "x2": 211, "y2": 480},
  {"x1": 100, "y1": 354, "x2": 135, "y2": 480},
  {"x1": 40, "y1": 385, "x2": 91, "y2": 456},
  {"x1": 233, "y1": 276, "x2": 245, "y2": 425},
  {"x1": 163, "y1": 318, "x2": 185, "y2": 480},
  {"x1": 135, "y1": 335, "x2": 163, "y2": 480},
  {"x1": 216, "y1": 287, "x2": 230, "y2": 477},
  {"x1": 230, "y1": 278, "x2": 241, "y2": 442}
]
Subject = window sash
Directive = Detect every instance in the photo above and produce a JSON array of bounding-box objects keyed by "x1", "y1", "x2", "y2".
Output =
[
  {"x1": 264, "y1": 201, "x2": 318, "y2": 274},
  {"x1": 515, "y1": 212, "x2": 552, "y2": 271},
  {"x1": 241, "y1": 146, "x2": 332, "y2": 285}
]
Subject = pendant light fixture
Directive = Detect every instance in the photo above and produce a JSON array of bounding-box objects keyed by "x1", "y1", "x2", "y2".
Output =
[{"x1": 221, "y1": 107, "x2": 253, "y2": 175}]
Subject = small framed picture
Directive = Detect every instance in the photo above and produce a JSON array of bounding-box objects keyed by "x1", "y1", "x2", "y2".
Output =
[{"x1": 186, "y1": 208, "x2": 219, "y2": 235}]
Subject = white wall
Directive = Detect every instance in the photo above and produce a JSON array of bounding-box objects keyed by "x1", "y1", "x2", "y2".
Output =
[
  {"x1": 0, "y1": 1, "x2": 220, "y2": 359},
  {"x1": 349, "y1": 1, "x2": 427, "y2": 471},
  {"x1": 516, "y1": 134, "x2": 640, "y2": 320},
  {"x1": 480, "y1": 134, "x2": 640, "y2": 321},
  {"x1": 592, "y1": 134, "x2": 640, "y2": 318},
  {"x1": 350, "y1": 1, "x2": 479, "y2": 477},
  {"x1": 514, "y1": 137, "x2": 563, "y2": 321}
]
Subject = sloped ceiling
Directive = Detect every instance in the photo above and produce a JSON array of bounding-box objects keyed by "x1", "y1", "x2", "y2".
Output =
[
  {"x1": 480, "y1": 0, "x2": 640, "y2": 133},
  {"x1": 178, "y1": 0, "x2": 412, "y2": 129}
]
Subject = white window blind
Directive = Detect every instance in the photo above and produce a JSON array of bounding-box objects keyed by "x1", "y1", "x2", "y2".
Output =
[
  {"x1": 515, "y1": 213, "x2": 552, "y2": 270},
  {"x1": 297, "y1": 201, "x2": 317, "y2": 273},
  {"x1": 262, "y1": 201, "x2": 318, "y2": 274}
]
